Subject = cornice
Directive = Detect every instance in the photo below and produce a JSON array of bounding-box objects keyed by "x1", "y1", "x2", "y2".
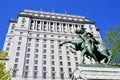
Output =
[
  {"x1": 18, "y1": 10, "x2": 95, "y2": 24},
  {"x1": 9, "y1": 19, "x2": 17, "y2": 23}
]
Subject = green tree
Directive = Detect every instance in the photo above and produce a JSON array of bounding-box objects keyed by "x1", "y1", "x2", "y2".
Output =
[
  {"x1": 0, "y1": 50, "x2": 11, "y2": 80},
  {"x1": 104, "y1": 26, "x2": 120, "y2": 63}
]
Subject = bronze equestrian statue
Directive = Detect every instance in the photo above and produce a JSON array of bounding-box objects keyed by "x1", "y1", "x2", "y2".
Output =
[{"x1": 59, "y1": 28, "x2": 112, "y2": 64}]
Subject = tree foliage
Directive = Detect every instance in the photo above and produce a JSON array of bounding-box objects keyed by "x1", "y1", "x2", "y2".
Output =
[
  {"x1": 104, "y1": 26, "x2": 120, "y2": 63},
  {"x1": 0, "y1": 50, "x2": 11, "y2": 80}
]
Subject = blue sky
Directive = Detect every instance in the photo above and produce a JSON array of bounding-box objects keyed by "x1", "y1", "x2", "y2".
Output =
[{"x1": 0, "y1": 0, "x2": 120, "y2": 50}]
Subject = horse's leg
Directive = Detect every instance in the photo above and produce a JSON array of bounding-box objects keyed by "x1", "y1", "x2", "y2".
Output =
[
  {"x1": 81, "y1": 49, "x2": 86, "y2": 64},
  {"x1": 106, "y1": 52, "x2": 112, "y2": 64},
  {"x1": 100, "y1": 50, "x2": 112, "y2": 64},
  {"x1": 87, "y1": 46, "x2": 99, "y2": 63},
  {"x1": 90, "y1": 53, "x2": 99, "y2": 63}
]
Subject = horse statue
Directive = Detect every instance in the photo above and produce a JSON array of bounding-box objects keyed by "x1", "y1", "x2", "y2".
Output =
[{"x1": 59, "y1": 28, "x2": 112, "y2": 64}]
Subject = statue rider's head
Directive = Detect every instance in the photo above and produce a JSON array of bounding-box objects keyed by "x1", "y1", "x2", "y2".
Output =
[{"x1": 75, "y1": 27, "x2": 86, "y2": 34}]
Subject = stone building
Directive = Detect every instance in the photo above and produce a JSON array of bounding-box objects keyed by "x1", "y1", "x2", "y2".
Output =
[{"x1": 3, "y1": 10, "x2": 101, "y2": 80}]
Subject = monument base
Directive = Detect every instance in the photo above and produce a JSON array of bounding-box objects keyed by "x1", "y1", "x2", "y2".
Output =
[{"x1": 71, "y1": 64, "x2": 120, "y2": 80}]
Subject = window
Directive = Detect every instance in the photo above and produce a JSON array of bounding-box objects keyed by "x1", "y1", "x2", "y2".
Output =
[
  {"x1": 89, "y1": 25, "x2": 93, "y2": 31},
  {"x1": 65, "y1": 36, "x2": 67, "y2": 38},
  {"x1": 6, "y1": 52, "x2": 9, "y2": 56},
  {"x1": 81, "y1": 25, "x2": 84, "y2": 28},
  {"x1": 17, "y1": 47, "x2": 20, "y2": 51},
  {"x1": 50, "y1": 22, "x2": 53, "y2": 25},
  {"x1": 35, "y1": 54, "x2": 38, "y2": 58},
  {"x1": 34, "y1": 66, "x2": 38, "y2": 70},
  {"x1": 34, "y1": 72, "x2": 37, "y2": 78},
  {"x1": 36, "y1": 44, "x2": 39, "y2": 47},
  {"x1": 18, "y1": 42, "x2": 21, "y2": 45},
  {"x1": 66, "y1": 51, "x2": 69, "y2": 55},
  {"x1": 44, "y1": 34, "x2": 47, "y2": 38},
  {"x1": 51, "y1": 35, "x2": 54, "y2": 37},
  {"x1": 43, "y1": 49, "x2": 46, "y2": 53},
  {"x1": 25, "y1": 66, "x2": 29, "y2": 70},
  {"x1": 28, "y1": 38, "x2": 32, "y2": 42},
  {"x1": 50, "y1": 40, "x2": 54, "y2": 44},
  {"x1": 43, "y1": 44, "x2": 46, "y2": 48},
  {"x1": 58, "y1": 45, "x2": 61, "y2": 49},
  {"x1": 69, "y1": 74, "x2": 72, "y2": 78},
  {"x1": 59, "y1": 50, "x2": 62, "y2": 54},
  {"x1": 50, "y1": 26, "x2": 53, "y2": 32},
  {"x1": 69, "y1": 26, "x2": 72, "y2": 33},
  {"x1": 20, "y1": 32, "x2": 23, "y2": 35},
  {"x1": 22, "y1": 18, "x2": 26, "y2": 24},
  {"x1": 6, "y1": 47, "x2": 9, "y2": 51},
  {"x1": 60, "y1": 68, "x2": 63, "y2": 71},
  {"x1": 12, "y1": 71, "x2": 16, "y2": 77},
  {"x1": 68, "y1": 68, "x2": 72, "y2": 72},
  {"x1": 35, "y1": 60, "x2": 38, "y2": 64},
  {"x1": 43, "y1": 39, "x2": 47, "y2": 43},
  {"x1": 51, "y1": 50, "x2": 54, "y2": 54},
  {"x1": 43, "y1": 55, "x2": 46, "y2": 59},
  {"x1": 76, "y1": 62, "x2": 78, "y2": 67},
  {"x1": 51, "y1": 55, "x2": 54, "y2": 59},
  {"x1": 72, "y1": 37, "x2": 74, "y2": 39},
  {"x1": 16, "y1": 52, "x2": 20, "y2": 56},
  {"x1": 61, "y1": 74, "x2": 64, "y2": 79},
  {"x1": 15, "y1": 58, "x2": 19, "y2": 62},
  {"x1": 13, "y1": 64, "x2": 18, "y2": 68},
  {"x1": 29, "y1": 33, "x2": 32, "y2": 36},
  {"x1": 7, "y1": 43, "x2": 11, "y2": 46},
  {"x1": 57, "y1": 26, "x2": 60, "y2": 32},
  {"x1": 19, "y1": 37, "x2": 22, "y2": 40},
  {"x1": 58, "y1": 36, "x2": 61, "y2": 38},
  {"x1": 67, "y1": 56, "x2": 70, "y2": 60},
  {"x1": 43, "y1": 73, "x2": 46, "y2": 79},
  {"x1": 43, "y1": 60, "x2": 46, "y2": 65},
  {"x1": 52, "y1": 73, "x2": 55, "y2": 79},
  {"x1": 51, "y1": 45, "x2": 54, "y2": 48},
  {"x1": 26, "y1": 59, "x2": 29, "y2": 64},
  {"x1": 36, "y1": 39, "x2": 39, "y2": 42},
  {"x1": 44, "y1": 21, "x2": 47, "y2": 24},
  {"x1": 75, "y1": 25, "x2": 78, "y2": 28},
  {"x1": 26, "y1": 54, "x2": 30, "y2": 58},
  {"x1": 66, "y1": 46, "x2": 69, "y2": 49},
  {"x1": 68, "y1": 62, "x2": 71, "y2": 66},
  {"x1": 10, "y1": 31, "x2": 13, "y2": 34},
  {"x1": 75, "y1": 57, "x2": 78, "y2": 61},
  {"x1": 43, "y1": 67, "x2": 46, "y2": 71},
  {"x1": 12, "y1": 24, "x2": 15, "y2": 27},
  {"x1": 8, "y1": 37, "x2": 12, "y2": 41},
  {"x1": 35, "y1": 49, "x2": 39, "y2": 53},
  {"x1": 24, "y1": 72, "x2": 28, "y2": 78},
  {"x1": 69, "y1": 24, "x2": 72, "y2": 27},
  {"x1": 21, "y1": 24, "x2": 24, "y2": 27},
  {"x1": 28, "y1": 43, "x2": 31, "y2": 47},
  {"x1": 52, "y1": 61, "x2": 55, "y2": 65},
  {"x1": 59, "y1": 56, "x2": 62, "y2": 59},
  {"x1": 27, "y1": 48, "x2": 30, "y2": 52},
  {"x1": 36, "y1": 34, "x2": 39, "y2": 37},
  {"x1": 60, "y1": 62, "x2": 63, "y2": 66},
  {"x1": 74, "y1": 52, "x2": 77, "y2": 55},
  {"x1": 52, "y1": 67, "x2": 55, "y2": 71}
]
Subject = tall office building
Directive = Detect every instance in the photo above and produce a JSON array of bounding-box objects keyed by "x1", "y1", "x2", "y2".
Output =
[{"x1": 3, "y1": 10, "x2": 101, "y2": 80}]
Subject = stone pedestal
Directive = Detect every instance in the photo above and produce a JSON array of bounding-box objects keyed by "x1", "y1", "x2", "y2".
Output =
[{"x1": 71, "y1": 64, "x2": 120, "y2": 80}]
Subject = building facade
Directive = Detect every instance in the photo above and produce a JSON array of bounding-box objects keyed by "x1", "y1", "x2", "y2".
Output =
[{"x1": 3, "y1": 10, "x2": 101, "y2": 80}]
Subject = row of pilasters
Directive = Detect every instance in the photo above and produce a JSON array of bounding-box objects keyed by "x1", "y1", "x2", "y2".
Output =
[{"x1": 30, "y1": 20, "x2": 83, "y2": 33}]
